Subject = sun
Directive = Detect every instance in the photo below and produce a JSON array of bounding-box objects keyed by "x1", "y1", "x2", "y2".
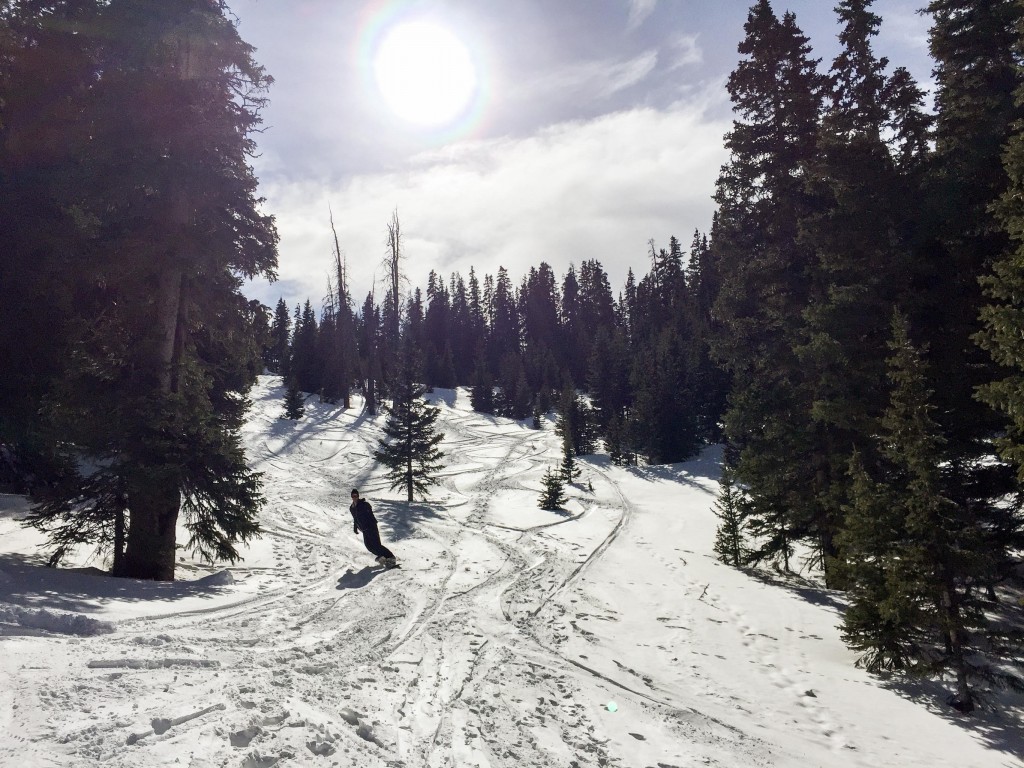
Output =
[{"x1": 373, "y1": 21, "x2": 477, "y2": 127}]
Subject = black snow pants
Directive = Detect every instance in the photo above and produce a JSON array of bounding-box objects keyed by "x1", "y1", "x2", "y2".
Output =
[{"x1": 361, "y1": 521, "x2": 394, "y2": 559}]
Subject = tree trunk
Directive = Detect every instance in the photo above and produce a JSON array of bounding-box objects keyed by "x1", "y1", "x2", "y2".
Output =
[
  {"x1": 407, "y1": 452, "x2": 413, "y2": 502},
  {"x1": 111, "y1": 497, "x2": 126, "y2": 577},
  {"x1": 122, "y1": 471, "x2": 179, "y2": 580},
  {"x1": 942, "y1": 586, "x2": 974, "y2": 713}
]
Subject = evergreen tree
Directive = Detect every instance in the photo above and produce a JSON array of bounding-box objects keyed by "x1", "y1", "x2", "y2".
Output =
[
  {"x1": 290, "y1": 300, "x2": 319, "y2": 394},
  {"x1": 268, "y1": 298, "x2": 292, "y2": 375},
  {"x1": 977, "y1": 13, "x2": 1024, "y2": 490},
  {"x1": 488, "y1": 267, "x2": 520, "y2": 372},
  {"x1": 713, "y1": 469, "x2": 748, "y2": 567},
  {"x1": 357, "y1": 292, "x2": 381, "y2": 415},
  {"x1": 324, "y1": 213, "x2": 356, "y2": 408},
  {"x1": 919, "y1": 0, "x2": 1023, "y2": 585},
  {"x1": 470, "y1": 354, "x2": 495, "y2": 414},
  {"x1": 711, "y1": 0, "x2": 824, "y2": 570},
  {"x1": 373, "y1": 349, "x2": 446, "y2": 501},
  {"x1": 796, "y1": 0, "x2": 930, "y2": 582},
  {"x1": 842, "y1": 312, "x2": 1023, "y2": 710},
  {"x1": 555, "y1": 384, "x2": 596, "y2": 456},
  {"x1": 539, "y1": 466, "x2": 568, "y2": 511},
  {"x1": 496, "y1": 352, "x2": 531, "y2": 420},
  {"x1": 282, "y1": 379, "x2": 305, "y2": 420},
  {"x1": 587, "y1": 327, "x2": 631, "y2": 433},
  {"x1": 630, "y1": 326, "x2": 700, "y2": 464},
  {"x1": 14, "y1": 0, "x2": 278, "y2": 580},
  {"x1": 424, "y1": 270, "x2": 453, "y2": 387},
  {"x1": 686, "y1": 229, "x2": 729, "y2": 441},
  {"x1": 560, "y1": 264, "x2": 585, "y2": 383},
  {"x1": 560, "y1": 430, "x2": 579, "y2": 484},
  {"x1": 836, "y1": 449, "x2": 912, "y2": 673}
]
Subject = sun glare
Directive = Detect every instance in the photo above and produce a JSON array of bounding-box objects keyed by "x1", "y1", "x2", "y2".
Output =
[{"x1": 373, "y1": 21, "x2": 477, "y2": 127}]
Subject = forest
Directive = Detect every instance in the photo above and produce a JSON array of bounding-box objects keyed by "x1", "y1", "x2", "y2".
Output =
[{"x1": 1, "y1": 0, "x2": 1023, "y2": 711}]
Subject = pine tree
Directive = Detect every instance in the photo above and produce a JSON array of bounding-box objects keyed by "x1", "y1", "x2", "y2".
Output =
[
  {"x1": 710, "y1": 0, "x2": 824, "y2": 571},
  {"x1": 268, "y1": 298, "x2": 292, "y2": 375},
  {"x1": 290, "y1": 300, "x2": 319, "y2": 394},
  {"x1": 560, "y1": 430, "x2": 579, "y2": 484},
  {"x1": 836, "y1": 449, "x2": 913, "y2": 674},
  {"x1": 539, "y1": 467, "x2": 568, "y2": 511},
  {"x1": 841, "y1": 312, "x2": 1023, "y2": 710},
  {"x1": 977, "y1": 13, "x2": 1024, "y2": 487},
  {"x1": 282, "y1": 380, "x2": 305, "y2": 420},
  {"x1": 374, "y1": 349, "x2": 446, "y2": 502},
  {"x1": 919, "y1": 0, "x2": 1022, "y2": 585},
  {"x1": 713, "y1": 469, "x2": 747, "y2": 567},
  {"x1": 796, "y1": 0, "x2": 930, "y2": 583},
  {"x1": 358, "y1": 292, "x2": 381, "y2": 415},
  {"x1": 470, "y1": 355, "x2": 495, "y2": 414},
  {"x1": 14, "y1": 0, "x2": 278, "y2": 580}
]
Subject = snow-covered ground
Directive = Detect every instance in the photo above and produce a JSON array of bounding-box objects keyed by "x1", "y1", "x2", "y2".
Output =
[{"x1": 1, "y1": 375, "x2": 1021, "y2": 767}]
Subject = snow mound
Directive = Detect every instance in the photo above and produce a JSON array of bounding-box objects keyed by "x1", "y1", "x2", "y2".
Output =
[
  {"x1": 195, "y1": 569, "x2": 234, "y2": 586},
  {"x1": 0, "y1": 604, "x2": 115, "y2": 636}
]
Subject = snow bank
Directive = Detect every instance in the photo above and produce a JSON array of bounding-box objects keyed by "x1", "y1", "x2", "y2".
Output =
[
  {"x1": 195, "y1": 569, "x2": 234, "y2": 586},
  {"x1": 0, "y1": 604, "x2": 115, "y2": 635}
]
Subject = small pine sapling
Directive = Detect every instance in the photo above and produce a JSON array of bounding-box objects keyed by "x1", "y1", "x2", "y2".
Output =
[
  {"x1": 713, "y1": 469, "x2": 747, "y2": 567},
  {"x1": 539, "y1": 467, "x2": 568, "y2": 511}
]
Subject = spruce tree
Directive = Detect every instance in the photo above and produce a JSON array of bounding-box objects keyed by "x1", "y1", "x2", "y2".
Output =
[
  {"x1": 470, "y1": 356, "x2": 495, "y2": 414},
  {"x1": 919, "y1": 0, "x2": 1022, "y2": 588},
  {"x1": 539, "y1": 467, "x2": 568, "y2": 511},
  {"x1": 713, "y1": 469, "x2": 747, "y2": 568},
  {"x1": 836, "y1": 449, "x2": 913, "y2": 673},
  {"x1": 843, "y1": 312, "x2": 1022, "y2": 710},
  {"x1": 15, "y1": 0, "x2": 278, "y2": 580},
  {"x1": 710, "y1": 1, "x2": 824, "y2": 570},
  {"x1": 268, "y1": 299, "x2": 292, "y2": 375},
  {"x1": 796, "y1": 0, "x2": 930, "y2": 582},
  {"x1": 373, "y1": 349, "x2": 446, "y2": 502},
  {"x1": 560, "y1": 430, "x2": 579, "y2": 484},
  {"x1": 282, "y1": 380, "x2": 305, "y2": 420},
  {"x1": 977, "y1": 14, "x2": 1024, "y2": 487}
]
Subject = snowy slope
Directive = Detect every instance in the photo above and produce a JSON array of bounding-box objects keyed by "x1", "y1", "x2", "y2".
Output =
[{"x1": 0, "y1": 375, "x2": 1021, "y2": 767}]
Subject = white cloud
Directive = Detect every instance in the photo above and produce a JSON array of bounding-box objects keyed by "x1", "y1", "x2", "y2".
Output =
[
  {"x1": 513, "y1": 50, "x2": 660, "y2": 107},
  {"x1": 670, "y1": 34, "x2": 703, "y2": 69},
  {"x1": 627, "y1": 0, "x2": 658, "y2": 31},
  {"x1": 247, "y1": 88, "x2": 730, "y2": 311}
]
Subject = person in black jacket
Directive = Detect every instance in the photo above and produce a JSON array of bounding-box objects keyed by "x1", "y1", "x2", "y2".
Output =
[{"x1": 349, "y1": 489, "x2": 396, "y2": 566}]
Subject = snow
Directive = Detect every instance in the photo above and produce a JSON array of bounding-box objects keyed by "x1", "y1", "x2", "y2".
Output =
[{"x1": 0, "y1": 375, "x2": 1020, "y2": 767}]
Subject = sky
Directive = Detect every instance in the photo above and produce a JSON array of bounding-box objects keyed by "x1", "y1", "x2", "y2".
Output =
[{"x1": 230, "y1": 0, "x2": 934, "y2": 312}]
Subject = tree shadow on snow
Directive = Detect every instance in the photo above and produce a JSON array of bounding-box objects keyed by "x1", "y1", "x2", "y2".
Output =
[
  {"x1": 373, "y1": 500, "x2": 443, "y2": 543},
  {"x1": 741, "y1": 565, "x2": 848, "y2": 616},
  {"x1": 876, "y1": 674, "x2": 1024, "y2": 760},
  {"x1": 0, "y1": 552, "x2": 231, "y2": 615},
  {"x1": 621, "y1": 445, "x2": 724, "y2": 487}
]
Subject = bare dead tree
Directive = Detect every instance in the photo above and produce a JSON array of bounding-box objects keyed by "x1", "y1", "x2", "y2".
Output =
[
  {"x1": 329, "y1": 205, "x2": 353, "y2": 408},
  {"x1": 385, "y1": 207, "x2": 404, "y2": 349}
]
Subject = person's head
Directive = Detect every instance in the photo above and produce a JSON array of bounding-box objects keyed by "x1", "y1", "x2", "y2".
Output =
[{"x1": 351, "y1": 489, "x2": 360, "y2": 502}]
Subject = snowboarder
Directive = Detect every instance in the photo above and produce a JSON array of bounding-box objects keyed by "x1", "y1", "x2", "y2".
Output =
[{"x1": 349, "y1": 489, "x2": 397, "y2": 567}]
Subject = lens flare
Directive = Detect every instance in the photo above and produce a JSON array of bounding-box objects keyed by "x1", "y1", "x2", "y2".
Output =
[
  {"x1": 357, "y1": 1, "x2": 490, "y2": 141},
  {"x1": 374, "y1": 22, "x2": 476, "y2": 126}
]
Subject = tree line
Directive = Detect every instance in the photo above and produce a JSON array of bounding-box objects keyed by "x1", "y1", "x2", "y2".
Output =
[
  {"x1": 707, "y1": 0, "x2": 1024, "y2": 712},
  {"x1": 270, "y1": 230, "x2": 726, "y2": 469}
]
